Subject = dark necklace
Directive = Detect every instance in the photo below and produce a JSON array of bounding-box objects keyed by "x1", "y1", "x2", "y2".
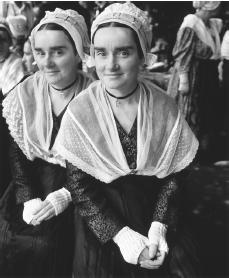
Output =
[
  {"x1": 50, "y1": 77, "x2": 78, "y2": 93},
  {"x1": 105, "y1": 84, "x2": 139, "y2": 107}
]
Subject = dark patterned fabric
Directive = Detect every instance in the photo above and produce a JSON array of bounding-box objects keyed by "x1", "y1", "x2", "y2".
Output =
[
  {"x1": 0, "y1": 111, "x2": 74, "y2": 277},
  {"x1": 115, "y1": 116, "x2": 137, "y2": 169},
  {"x1": 65, "y1": 115, "x2": 199, "y2": 277}
]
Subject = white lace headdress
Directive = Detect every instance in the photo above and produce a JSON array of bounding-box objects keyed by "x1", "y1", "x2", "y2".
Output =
[
  {"x1": 91, "y1": 2, "x2": 156, "y2": 67},
  {"x1": 53, "y1": 81, "x2": 199, "y2": 183},
  {"x1": 30, "y1": 8, "x2": 90, "y2": 61}
]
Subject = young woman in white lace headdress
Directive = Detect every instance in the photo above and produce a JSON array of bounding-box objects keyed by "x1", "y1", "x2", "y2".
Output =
[
  {"x1": 0, "y1": 8, "x2": 93, "y2": 277},
  {"x1": 33, "y1": 3, "x2": 200, "y2": 277}
]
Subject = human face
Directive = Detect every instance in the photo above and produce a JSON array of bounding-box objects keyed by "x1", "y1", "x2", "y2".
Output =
[
  {"x1": 34, "y1": 30, "x2": 79, "y2": 88},
  {"x1": 22, "y1": 40, "x2": 36, "y2": 73},
  {"x1": 0, "y1": 30, "x2": 11, "y2": 61},
  {"x1": 94, "y1": 27, "x2": 143, "y2": 94}
]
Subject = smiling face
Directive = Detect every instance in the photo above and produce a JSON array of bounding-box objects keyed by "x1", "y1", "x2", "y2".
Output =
[
  {"x1": 93, "y1": 26, "x2": 143, "y2": 94},
  {"x1": 34, "y1": 30, "x2": 80, "y2": 88}
]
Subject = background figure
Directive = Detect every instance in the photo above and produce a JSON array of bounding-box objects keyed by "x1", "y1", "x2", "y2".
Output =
[
  {"x1": 0, "y1": 18, "x2": 24, "y2": 197},
  {"x1": 47, "y1": 3, "x2": 200, "y2": 277},
  {"x1": 7, "y1": 14, "x2": 28, "y2": 57},
  {"x1": 167, "y1": 1, "x2": 222, "y2": 163},
  {"x1": 0, "y1": 1, "x2": 35, "y2": 35},
  {"x1": 219, "y1": 22, "x2": 229, "y2": 162},
  {"x1": 0, "y1": 18, "x2": 25, "y2": 96},
  {"x1": 22, "y1": 38, "x2": 38, "y2": 75},
  {"x1": 0, "y1": 8, "x2": 92, "y2": 277}
]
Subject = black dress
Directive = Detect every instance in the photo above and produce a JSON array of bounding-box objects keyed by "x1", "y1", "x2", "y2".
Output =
[
  {"x1": 0, "y1": 92, "x2": 11, "y2": 197},
  {"x1": 65, "y1": 117, "x2": 200, "y2": 278},
  {"x1": 0, "y1": 110, "x2": 74, "y2": 277}
]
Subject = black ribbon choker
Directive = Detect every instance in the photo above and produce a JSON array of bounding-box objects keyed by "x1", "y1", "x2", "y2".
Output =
[
  {"x1": 105, "y1": 84, "x2": 139, "y2": 101},
  {"x1": 50, "y1": 77, "x2": 78, "y2": 91}
]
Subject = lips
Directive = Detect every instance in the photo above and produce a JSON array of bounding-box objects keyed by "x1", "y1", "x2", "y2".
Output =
[
  {"x1": 45, "y1": 71, "x2": 59, "y2": 74},
  {"x1": 105, "y1": 73, "x2": 122, "y2": 77}
]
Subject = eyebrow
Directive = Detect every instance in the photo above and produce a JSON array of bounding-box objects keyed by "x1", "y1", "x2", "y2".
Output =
[
  {"x1": 94, "y1": 46, "x2": 134, "y2": 51},
  {"x1": 34, "y1": 46, "x2": 67, "y2": 51}
]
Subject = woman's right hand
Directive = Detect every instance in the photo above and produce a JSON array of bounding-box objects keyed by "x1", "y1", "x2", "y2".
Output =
[
  {"x1": 139, "y1": 247, "x2": 166, "y2": 270},
  {"x1": 113, "y1": 226, "x2": 149, "y2": 265}
]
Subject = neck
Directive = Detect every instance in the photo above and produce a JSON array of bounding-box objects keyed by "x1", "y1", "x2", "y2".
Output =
[
  {"x1": 106, "y1": 83, "x2": 139, "y2": 98},
  {"x1": 105, "y1": 83, "x2": 140, "y2": 107},
  {"x1": 49, "y1": 76, "x2": 78, "y2": 96}
]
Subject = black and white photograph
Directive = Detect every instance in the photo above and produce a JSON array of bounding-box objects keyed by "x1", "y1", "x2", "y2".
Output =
[{"x1": 0, "y1": 1, "x2": 228, "y2": 277}]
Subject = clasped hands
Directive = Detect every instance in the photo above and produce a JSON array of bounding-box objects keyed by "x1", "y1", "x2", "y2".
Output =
[
  {"x1": 23, "y1": 194, "x2": 168, "y2": 270},
  {"x1": 113, "y1": 222, "x2": 168, "y2": 270}
]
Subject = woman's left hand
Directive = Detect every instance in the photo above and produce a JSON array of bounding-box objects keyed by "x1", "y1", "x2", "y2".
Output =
[
  {"x1": 140, "y1": 246, "x2": 166, "y2": 269},
  {"x1": 30, "y1": 200, "x2": 55, "y2": 226}
]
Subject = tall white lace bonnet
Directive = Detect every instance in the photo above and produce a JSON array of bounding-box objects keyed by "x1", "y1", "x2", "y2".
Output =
[
  {"x1": 91, "y1": 2, "x2": 156, "y2": 66},
  {"x1": 30, "y1": 8, "x2": 90, "y2": 61}
]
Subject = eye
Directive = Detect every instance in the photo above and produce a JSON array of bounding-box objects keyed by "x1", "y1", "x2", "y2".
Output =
[
  {"x1": 95, "y1": 50, "x2": 106, "y2": 57},
  {"x1": 35, "y1": 50, "x2": 45, "y2": 57},
  {"x1": 54, "y1": 49, "x2": 63, "y2": 56},
  {"x1": 118, "y1": 50, "x2": 129, "y2": 57}
]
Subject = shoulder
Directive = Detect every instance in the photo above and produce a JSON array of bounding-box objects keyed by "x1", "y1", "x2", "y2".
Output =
[
  {"x1": 17, "y1": 72, "x2": 37, "y2": 92},
  {"x1": 68, "y1": 80, "x2": 101, "y2": 111},
  {"x1": 143, "y1": 81, "x2": 178, "y2": 120},
  {"x1": 180, "y1": 14, "x2": 199, "y2": 29},
  {"x1": 11, "y1": 71, "x2": 46, "y2": 99}
]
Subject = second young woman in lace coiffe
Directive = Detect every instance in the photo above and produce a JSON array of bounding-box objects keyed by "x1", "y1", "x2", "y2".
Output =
[{"x1": 28, "y1": 3, "x2": 201, "y2": 277}]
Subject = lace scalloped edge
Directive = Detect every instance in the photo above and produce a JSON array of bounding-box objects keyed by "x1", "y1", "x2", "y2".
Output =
[
  {"x1": 172, "y1": 137, "x2": 199, "y2": 175},
  {"x1": 56, "y1": 143, "x2": 122, "y2": 184}
]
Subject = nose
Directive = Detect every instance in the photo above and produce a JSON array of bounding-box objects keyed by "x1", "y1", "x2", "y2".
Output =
[
  {"x1": 106, "y1": 54, "x2": 119, "y2": 71},
  {"x1": 43, "y1": 52, "x2": 54, "y2": 68}
]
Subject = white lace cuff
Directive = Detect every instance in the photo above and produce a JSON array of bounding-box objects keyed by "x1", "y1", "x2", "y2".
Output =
[
  {"x1": 23, "y1": 198, "x2": 43, "y2": 224},
  {"x1": 148, "y1": 221, "x2": 169, "y2": 253},
  {"x1": 45, "y1": 187, "x2": 72, "y2": 216},
  {"x1": 113, "y1": 226, "x2": 149, "y2": 265}
]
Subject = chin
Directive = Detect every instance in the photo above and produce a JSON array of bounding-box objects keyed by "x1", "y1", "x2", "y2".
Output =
[
  {"x1": 45, "y1": 76, "x2": 59, "y2": 85},
  {"x1": 103, "y1": 79, "x2": 125, "y2": 91}
]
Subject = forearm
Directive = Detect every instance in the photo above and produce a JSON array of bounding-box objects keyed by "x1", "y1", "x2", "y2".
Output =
[
  {"x1": 152, "y1": 174, "x2": 181, "y2": 231},
  {"x1": 65, "y1": 162, "x2": 125, "y2": 243},
  {"x1": 9, "y1": 138, "x2": 33, "y2": 203}
]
